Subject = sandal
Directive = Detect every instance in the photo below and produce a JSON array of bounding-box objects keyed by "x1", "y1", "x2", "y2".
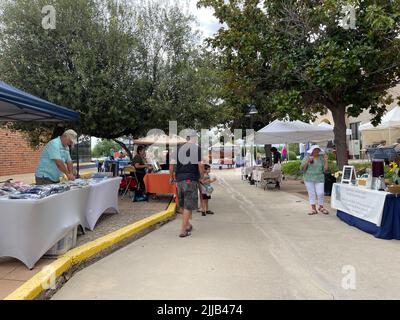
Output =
[
  {"x1": 206, "y1": 210, "x2": 214, "y2": 215},
  {"x1": 186, "y1": 224, "x2": 193, "y2": 232},
  {"x1": 201, "y1": 211, "x2": 206, "y2": 216},
  {"x1": 319, "y1": 207, "x2": 329, "y2": 215},
  {"x1": 179, "y1": 231, "x2": 191, "y2": 238},
  {"x1": 308, "y1": 210, "x2": 318, "y2": 215}
]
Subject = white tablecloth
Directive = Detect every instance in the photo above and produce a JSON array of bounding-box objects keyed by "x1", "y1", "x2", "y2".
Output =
[
  {"x1": 0, "y1": 177, "x2": 121, "y2": 268},
  {"x1": 331, "y1": 183, "x2": 389, "y2": 226},
  {"x1": 0, "y1": 188, "x2": 88, "y2": 269},
  {"x1": 84, "y1": 177, "x2": 121, "y2": 231},
  {"x1": 252, "y1": 170, "x2": 263, "y2": 183}
]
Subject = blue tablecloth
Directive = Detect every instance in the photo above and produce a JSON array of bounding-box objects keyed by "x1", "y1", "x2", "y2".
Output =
[{"x1": 337, "y1": 194, "x2": 400, "y2": 240}]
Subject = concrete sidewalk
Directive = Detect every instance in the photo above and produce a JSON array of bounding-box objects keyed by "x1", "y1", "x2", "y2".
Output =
[{"x1": 53, "y1": 169, "x2": 400, "y2": 300}]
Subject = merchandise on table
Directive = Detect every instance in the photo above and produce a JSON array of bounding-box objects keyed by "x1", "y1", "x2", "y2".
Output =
[
  {"x1": 8, "y1": 184, "x2": 70, "y2": 200},
  {"x1": 0, "y1": 189, "x2": 9, "y2": 198},
  {"x1": 63, "y1": 179, "x2": 91, "y2": 188},
  {"x1": 61, "y1": 177, "x2": 110, "y2": 189},
  {"x1": 3, "y1": 181, "x2": 30, "y2": 191},
  {"x1": 0, "y1": 181, "x2": 31, "y2": 198}
]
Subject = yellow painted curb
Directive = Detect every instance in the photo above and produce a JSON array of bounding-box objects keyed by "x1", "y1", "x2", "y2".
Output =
[
  {"x1": 79, "y1": 173, "x2": 93, "y2": 179},
  {"x1": 4, "y1": 202, "x2": 176, "y2": 300}
]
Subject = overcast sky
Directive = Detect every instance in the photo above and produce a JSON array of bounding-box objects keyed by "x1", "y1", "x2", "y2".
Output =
[{"x1": 188, "y1": 0, "x2": 221, "y2": 39}]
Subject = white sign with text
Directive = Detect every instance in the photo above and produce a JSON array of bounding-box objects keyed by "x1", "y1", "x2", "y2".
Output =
[{"x1": 331, "y1": 183, "x2": 388, "y2": 226}]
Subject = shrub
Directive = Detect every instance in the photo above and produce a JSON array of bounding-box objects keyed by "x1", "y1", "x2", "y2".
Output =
[
  {"x1": 282, "y1": 160, "x2": 302, "y2": 177},
  {"x1": 327, "y1": 152, "x2": 336, "y2": 161},
  {"x1": 283, "y1": 160, "x2": 339, "y2": 177},
  {"x1": 287, "y1": 151, "x2": 297, "y2": 160},
  {"x1": 327, "y1": 161, "x2": 338, "y2": 174}
]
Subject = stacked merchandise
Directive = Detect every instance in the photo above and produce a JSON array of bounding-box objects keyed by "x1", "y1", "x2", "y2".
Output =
[
  {"x1": 63, "y1": 179, "x2": 91, "y2": 189},
  {"x1": 63, "y1": 178, "x2": 107, "y2": 189},
  {"x1": 8, "y1": 184, "x2": 70, "y2": 200},
  {"x1": 0, "y1": 181, "x2": 30, "y2": 199},
  {"x1": 0, "y1": 176, "x2": 111, "y2": 199}
]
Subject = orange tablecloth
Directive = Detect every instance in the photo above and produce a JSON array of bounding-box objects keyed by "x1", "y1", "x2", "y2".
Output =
[{"x1": 144, "y1": 173, "x2": 177, "y2": 195}]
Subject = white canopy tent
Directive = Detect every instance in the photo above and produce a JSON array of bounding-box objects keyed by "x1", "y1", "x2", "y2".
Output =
[
  {"x1": 133, "y1": 134, "x2": 187, "y2": 145},
  {"x1": 254, "y1": 120, "x2": 334, "y2": 144},
  {"x1": 360, "y1": 106, "x2": 400, "y2": 131},
  {"x1": 318, "y1": 122, "x2": 352, "y2": 136},
  {"x1": 359, "y1": 106, "x2": 400, "y2": 145}
]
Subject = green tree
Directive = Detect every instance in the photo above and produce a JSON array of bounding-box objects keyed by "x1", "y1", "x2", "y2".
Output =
[
  {"x1": 199, "y1": 0, "x2": 400, "y2": 168},
  {"x1": 92, "y1": 139, "x2": 120, "y2": 158},
  {"x1": 0, "y1": 0, "x2": 223, "y2": 158},
  {"x1": 0, "y1": 0, "x2": 142, "y2": 154}
]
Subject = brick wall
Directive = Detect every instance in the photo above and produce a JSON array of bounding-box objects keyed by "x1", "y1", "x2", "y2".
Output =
[{"x1": 0, "y1": 128, "x2": 43, "y2": 176}]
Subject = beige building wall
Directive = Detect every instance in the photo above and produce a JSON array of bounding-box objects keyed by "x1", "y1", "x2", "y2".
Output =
[{"x1": 362, "y1": 128, "x2": 400, "y2": 146}]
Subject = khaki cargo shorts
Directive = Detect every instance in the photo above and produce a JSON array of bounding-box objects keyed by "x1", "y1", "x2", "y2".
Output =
[{"x1": 177, "y1": 180, "x2": 199, "y2": 211}]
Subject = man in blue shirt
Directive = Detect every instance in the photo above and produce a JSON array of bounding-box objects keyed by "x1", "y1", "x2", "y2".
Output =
[{"x1": 35, "y1": 130, "x2": 77, "y2": 185}]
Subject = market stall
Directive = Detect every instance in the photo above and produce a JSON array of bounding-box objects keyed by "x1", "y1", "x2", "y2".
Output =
[
  {"x1": 144, "y1": 173, "x2": 177, "y2": 197},
  {"x1": 331, "y1": 160, "x2": 400, "y2": 240},
  {"x1": 255, "y1": 120, "x2": 334, "y2": 144},
  {"x1": 0, "y1": 177, "x2": 121, "y2": 268},
  {"x1": 360, "y1": 106, "x2": 400, "y2": 145},
  {"x1": 251, "y1": 167, "x2": 264, "y2": 186},
  {"x1": 0, "y1": 81, "x2": 79, "y2": 122},
  {"x1": 0, "y1": 187, "x2": 86, "y2": 269},
  {"x1": 333, "y1": 184, "x2": 400, "y2": 240}
]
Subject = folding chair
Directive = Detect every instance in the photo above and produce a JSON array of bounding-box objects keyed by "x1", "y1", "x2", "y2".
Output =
[{"x1": 119, "y1": 166, "x2": 139, "y2": 199}]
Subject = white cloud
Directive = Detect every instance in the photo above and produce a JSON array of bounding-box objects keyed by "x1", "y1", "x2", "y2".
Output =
[{"x1": 188, "y1": 0, "x2": 221, "y2": 39}]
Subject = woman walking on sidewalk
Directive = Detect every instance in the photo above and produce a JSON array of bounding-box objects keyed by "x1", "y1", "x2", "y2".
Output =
[{"x1": 300, "y1": 145, "x2": 330, "y2": 215}]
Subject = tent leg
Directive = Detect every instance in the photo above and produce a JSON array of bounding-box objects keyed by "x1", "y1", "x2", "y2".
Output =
[
  {"x1": 76, "y1": 135, "x2": 80, "y2": 178},
  {"x1": 287, "y1": 143, "x2": 289, "y2": 161}
]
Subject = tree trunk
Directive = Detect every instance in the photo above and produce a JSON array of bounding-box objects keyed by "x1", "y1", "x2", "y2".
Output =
[
  {"x1": 113, "y1": 139, "x2": 133, "y2": 161},
  {"x1": 330, "y1": 105, "x2": 348, "y2": 169}
]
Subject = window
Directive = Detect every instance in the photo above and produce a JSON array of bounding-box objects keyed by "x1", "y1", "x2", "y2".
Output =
[{"x1": 349, "y1": 122, "x2": 360, "y2": 141}]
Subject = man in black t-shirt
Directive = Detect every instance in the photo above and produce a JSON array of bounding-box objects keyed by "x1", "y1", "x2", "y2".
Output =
[
  {"x1": 170, "y1": 131, "x2": 204, "y2": 238},
  {"x1": 270, "y1": 147, "x2": 282, "y2": 164},
  {"x1": 133, "y1": 145, "x2": 150, "y2": 194}
]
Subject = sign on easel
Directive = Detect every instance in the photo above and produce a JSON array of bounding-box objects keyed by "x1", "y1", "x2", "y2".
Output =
[{"x1": 341, "y1": 166, "x2": 356, "y2": 184}]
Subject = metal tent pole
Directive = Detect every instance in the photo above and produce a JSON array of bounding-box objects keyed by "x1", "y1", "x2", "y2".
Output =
[{"x1": 76, "y1": 135, "x2": 80, "y2": 178}]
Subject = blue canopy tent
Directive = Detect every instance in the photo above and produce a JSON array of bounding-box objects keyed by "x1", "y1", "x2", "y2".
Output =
[
  {"x1": 0, "y1": 81, "x2": 79, "y2": 122},
  {"x1": 0, "y1": 81, "x2": 82, "y2": 176}
]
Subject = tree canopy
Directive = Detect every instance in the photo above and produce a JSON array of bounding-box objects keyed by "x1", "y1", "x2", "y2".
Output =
[
  {"x1": 199, "y1": 0, "x2": 400, "y2": 167},
  {"x1": 0, "y1": 0, "x2": 223, "y2": 150},
  {"x1": 92, "y1": 139, "x2": 120, "y2": 158}
]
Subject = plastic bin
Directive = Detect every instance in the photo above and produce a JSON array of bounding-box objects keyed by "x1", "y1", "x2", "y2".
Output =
[{"x1": 45, "y1": 226, "x2": 78, "y2": 256}]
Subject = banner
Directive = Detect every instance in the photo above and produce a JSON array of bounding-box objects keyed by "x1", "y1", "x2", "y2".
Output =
[{"x1": 331, "y1": 183, "x2": 388, "y2": 226}]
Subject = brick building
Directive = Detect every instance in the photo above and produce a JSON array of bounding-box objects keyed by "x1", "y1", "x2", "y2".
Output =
[{"x1": 0, "y1": 128, "x2": 43, "y2": 176}]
